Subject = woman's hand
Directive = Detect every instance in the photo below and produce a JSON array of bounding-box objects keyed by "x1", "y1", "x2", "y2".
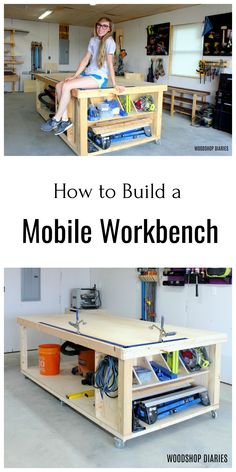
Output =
[
  {"x1": 64, "y1": 75, "x2": 77, "y2": 82},
  {"x1": 114, "y1": 85, "x2": 126, "y2": 93}
]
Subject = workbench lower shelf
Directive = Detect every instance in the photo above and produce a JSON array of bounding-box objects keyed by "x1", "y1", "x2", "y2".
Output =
[
  {"x1": 21, "y1": 363, "x2": 122, "y2": 440},
  {"x1": 22, "y1": 364, "x2": 218, "y2": 446},
  {"x1": 22, "y1": 365, "x2": 218, "y2": 447},
  {"x1": 88, "y1": 136, "x2": 157, "y2": 155},
  {"x1": 129, "y1": 403, "x2": 218, "y2": 440}
]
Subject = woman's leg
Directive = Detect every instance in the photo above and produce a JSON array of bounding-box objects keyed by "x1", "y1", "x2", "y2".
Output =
[
  {"x1": 54, "y1": 76, "x2": 99, "y2": 122},
  {"x1": 55, "y1": 81, "x2": 63, "y2": 102},
  {"x1": 55, "y1": 81, "x2": 68, "y2": 121}
]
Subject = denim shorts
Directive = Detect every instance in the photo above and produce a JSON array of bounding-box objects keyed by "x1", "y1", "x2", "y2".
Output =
[{"x1": 81, "y1": 72, "x2": 108, "y2": 88}]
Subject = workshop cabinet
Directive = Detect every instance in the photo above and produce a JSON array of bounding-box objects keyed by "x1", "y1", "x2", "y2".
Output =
[{"x1": 213, "y1": 73, "x2": 232, "y2": 134}]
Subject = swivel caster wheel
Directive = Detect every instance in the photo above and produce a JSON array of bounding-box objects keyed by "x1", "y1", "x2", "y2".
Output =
[
  {"x1": 155, "y1": 139, "x2": 161, "y2": 145},
  {"x1": 211, "y1": 410, "x2": 218, "y2": 419},
  {"x1": 114, "y1": 437, "x2": 125, "y2": 449}
]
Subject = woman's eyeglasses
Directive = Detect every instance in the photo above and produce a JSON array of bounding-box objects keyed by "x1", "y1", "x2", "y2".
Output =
[{"x1": 96, "y1": 23, "x2": 110, "y2": 30}]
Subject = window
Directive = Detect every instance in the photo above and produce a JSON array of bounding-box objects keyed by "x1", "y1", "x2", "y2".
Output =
[{"x1": 171, "y1": 23, "x2": 203, "y2": 77}]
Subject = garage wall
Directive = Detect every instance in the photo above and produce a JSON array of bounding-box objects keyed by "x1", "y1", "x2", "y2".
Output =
[
  {"x1": 4, "y1": 268, "x2": 90, "y2": 352},
  {"x1": 90, "y1": 268, "x2": 140, "y2": 318},
  {"x1": 117, "y1": 3, "x2": 232, "y2": 101},
  {"x1": 4, "y1": 18, "x2": 92, "y2": 91}
]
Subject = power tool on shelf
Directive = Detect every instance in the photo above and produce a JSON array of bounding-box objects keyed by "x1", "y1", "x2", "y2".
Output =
[
  {"x1": 88, "y1": 125, "x2": 152, "y2": 150},
  {"x1": 180, "y1": 347, "x2": 210, "y2": 371},
  {"x1": 133, "y1": 385, "x2": 210, "y2": 428},
  {"x1": 134, "y1": 95, "x2": 155, "y2": 112}
]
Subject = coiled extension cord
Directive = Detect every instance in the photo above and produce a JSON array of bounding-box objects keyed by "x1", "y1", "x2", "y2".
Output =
[{"x1": 95, "y1": 356, "x2": 118, "y2": 398}]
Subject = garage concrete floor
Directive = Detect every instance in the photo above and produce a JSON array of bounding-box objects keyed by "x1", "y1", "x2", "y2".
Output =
[
  {"x1": 5, "y1": 351, "x2": 232, "y2": 468},
  {"x1": 4, "y1": 92, "x2": 232, "y2": 156}
]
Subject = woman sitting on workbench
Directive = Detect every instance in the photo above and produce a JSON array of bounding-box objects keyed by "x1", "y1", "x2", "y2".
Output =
[{"x1": 41, "y1": 17, "x2": 125, "y2": 135}]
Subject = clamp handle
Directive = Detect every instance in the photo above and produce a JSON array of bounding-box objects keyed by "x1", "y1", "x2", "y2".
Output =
[{"x1": 68, "y1": 319, "x2": 87, "y2": 334}]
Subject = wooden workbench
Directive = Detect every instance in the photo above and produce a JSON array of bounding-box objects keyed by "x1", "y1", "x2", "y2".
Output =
[
  {"x1": 163, "y1": 86, "x2": 210, "y2": 124},
  {"x1": 17, "y1": 310, "x2": 226, "y2": 447},
  {"x1": 34, "y1": 72, "x2": 167, "y2": 156}
]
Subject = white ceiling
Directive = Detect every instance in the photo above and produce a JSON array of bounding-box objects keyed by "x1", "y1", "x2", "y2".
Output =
[{"x1": 4, "y1": 4, "x2": 197, "y2": 27}]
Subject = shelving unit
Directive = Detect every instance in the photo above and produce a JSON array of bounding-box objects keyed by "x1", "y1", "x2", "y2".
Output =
[
  {"x1": 34, "y1": 72, "x2": 167, "y2": 156},
  {"x1": 4, "y1": 28, "x2": 29, "y2": 92},
  {"x1": 163, "y1": 86, "x2": 210, "y2": 124},
  {"x1": 17, "y1": 311, "x2": 226, "y2": 447}
]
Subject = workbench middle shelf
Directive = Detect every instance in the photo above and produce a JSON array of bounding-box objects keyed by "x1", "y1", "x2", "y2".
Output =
[{"x1": 132, "y1": 350, "x2": 210, "y2": 397}]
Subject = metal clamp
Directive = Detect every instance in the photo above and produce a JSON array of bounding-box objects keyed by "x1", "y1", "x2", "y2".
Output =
[
  {"x1": 149, "y1": 316, "x2": 176, "y2": 342},
  {"x1": 68, "y1": 319, "x2": 87, "y2": 334}
]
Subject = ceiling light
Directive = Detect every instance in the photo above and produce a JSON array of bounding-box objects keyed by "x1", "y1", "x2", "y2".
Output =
[{"x1": 38, "y1": 10, "x2": 53, "y2": 20}]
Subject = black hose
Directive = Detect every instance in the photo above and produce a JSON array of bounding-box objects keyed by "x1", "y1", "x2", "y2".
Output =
[{"x1": 60, "y1": 341, "x2": 88, "y2": 356}]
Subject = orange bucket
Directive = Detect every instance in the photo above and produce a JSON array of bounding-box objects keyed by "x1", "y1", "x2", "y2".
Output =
[{"x1": 38, "y1": 344, "x2": 61, "y2": 375}]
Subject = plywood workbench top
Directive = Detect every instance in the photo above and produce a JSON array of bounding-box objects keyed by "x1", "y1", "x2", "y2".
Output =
[
  {"x1": 17, "y1": 310, "x2": 226, "y2": 352},
  {"x1": 34, "y1": 72, "x2": 167, "y2": 98}
]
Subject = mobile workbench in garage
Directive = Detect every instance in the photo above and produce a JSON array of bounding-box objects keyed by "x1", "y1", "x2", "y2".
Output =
[
  {"x1": 17, "y1": 311, "x2": 226, "y2": 447},
  {"x1": 34, "y1": 72, "x2": 167, "y2": 156}
]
